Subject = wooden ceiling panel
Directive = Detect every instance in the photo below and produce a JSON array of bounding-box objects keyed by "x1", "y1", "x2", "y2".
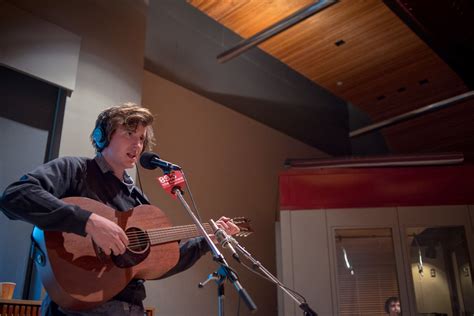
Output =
[
  {"x1": 189, "y1": 0, "x2": 316, "y2": 37},
  {"x1": 342, "y1": 54, "x2": 467, "y2": 120},
  {"x1": 383, "y1": 98, "x2": 474, "y2": 158},
  {"x1": 189, "y1": 0, "x2": 472, "y2": 157}
]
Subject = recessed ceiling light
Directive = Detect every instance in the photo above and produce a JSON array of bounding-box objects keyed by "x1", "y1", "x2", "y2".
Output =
[
  {"x1": 419, "y1": 79, "x2": 429, "y2": 85},
  {"x1": 336, "y1": 81, "x2": 343, "y2": 86}
]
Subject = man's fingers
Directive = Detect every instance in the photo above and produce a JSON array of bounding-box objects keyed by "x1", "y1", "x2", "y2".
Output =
[
  {"x1": 216, "y1": 217, "x2": 240, "y2": 235},
  {"x1": 106, "y1": 241, "x2": 127, "y2": 256},
  {"x1": 101, "y1": 245, "x2": 112, "y2": 256},
  {"x1": 87, "y1": 213, "x2": 130, "y2": 255},
  {"x1": 218, "y1": 221, "x2": 230, "y2": 231},
  {"x1": 118, "y1": 240, "x2": 127, "y2": 254},
  {"x1": 227, "y1": 221, "x2": 240, "y2": 235},
  {"x1": 119, "y1": 230, "x2": 129, "y2": 246},
  {"x1": 113, "y1": 243, "x2": 125, "y2": 256}
]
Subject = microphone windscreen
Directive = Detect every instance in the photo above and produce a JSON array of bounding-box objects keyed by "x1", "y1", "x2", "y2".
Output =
[{"x1": 140, "y1": 151, "x2": 159, "y2": 170}]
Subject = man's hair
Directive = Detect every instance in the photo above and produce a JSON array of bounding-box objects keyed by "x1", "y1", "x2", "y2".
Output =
[
  {"x1": 384, "y1": 296, "x2": 399, "y2": 314},
  {"x1": 91, "y1": 102, "x2": 155, "y2": 152}
]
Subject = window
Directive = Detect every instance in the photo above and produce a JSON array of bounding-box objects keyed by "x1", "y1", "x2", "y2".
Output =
[
  {"x1": 407, "y1": 226, "x2": 474, "y2": 315},
  {"x1": 335, "y1": 228, "x2": 400, "y2": 315}
]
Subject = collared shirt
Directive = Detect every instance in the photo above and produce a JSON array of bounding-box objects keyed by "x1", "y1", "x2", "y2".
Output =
[
  {"x1": 1, "y1": 155, "x2": 209, "y2": 314},
  {"x1": 94, "y1": 153, "x2": 146, "y2": 202}
]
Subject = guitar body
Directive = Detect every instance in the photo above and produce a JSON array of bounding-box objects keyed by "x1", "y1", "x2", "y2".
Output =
[{"x1": 33, "y1": 197, "x2": 179, "y2": 311}]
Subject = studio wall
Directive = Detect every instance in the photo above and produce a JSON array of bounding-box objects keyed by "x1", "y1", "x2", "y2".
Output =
[
  {"x1": 141, "y1": 70, "x2": 326, "y2": 315},
  {"x1": 6, "y1": 0, "x2": 147, "y2": 158}
]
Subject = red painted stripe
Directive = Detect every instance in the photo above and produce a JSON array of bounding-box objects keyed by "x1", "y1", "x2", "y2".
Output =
[{"x1": 279, "y1": 164, "x2": 474, "y2": 210}]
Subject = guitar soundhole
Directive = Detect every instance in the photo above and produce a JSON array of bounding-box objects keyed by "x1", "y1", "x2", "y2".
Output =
[
  {"x1": 126, "y1": 227, "x2": 150, "y2": 254},
  {"x1": 112, "y1": 227, "x2": 150, "y2": 268}
]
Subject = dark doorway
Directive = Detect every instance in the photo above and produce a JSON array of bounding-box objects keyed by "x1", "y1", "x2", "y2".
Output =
[{"x1": 0, "y1": 65, "x2": 67, "y2": 299}]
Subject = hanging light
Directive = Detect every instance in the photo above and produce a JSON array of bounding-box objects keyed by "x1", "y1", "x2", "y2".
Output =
[
  {"x1": 342, "y1": 247, "x2": 355, "y2": 275},
  {"x1": 417, "y1": 247, "x2": 424, "y2": 276},
  {"x1": 414, "y1": 234, "x2": 424, "y2": 277}
]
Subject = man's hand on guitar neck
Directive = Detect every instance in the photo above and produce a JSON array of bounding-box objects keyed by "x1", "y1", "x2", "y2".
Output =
[
  {"x1": 215, "y1": 216, "x2": 240, "y2": 236},
  {"x1": 209, "y1": 216, "x2": 241, "y2": 244},
  {"x1": 85, "y1": 213, "x2": 129, "y2": 256}
]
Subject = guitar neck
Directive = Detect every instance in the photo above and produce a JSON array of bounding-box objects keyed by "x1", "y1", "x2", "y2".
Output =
[{"x1": 146, "y1": 223, "x2": 214, "y2": 245}]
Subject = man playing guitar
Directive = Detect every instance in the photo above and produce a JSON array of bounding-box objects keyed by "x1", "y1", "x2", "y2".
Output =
[{"x1": 1, "y1": 103, "x2": 239, "y2": 315}]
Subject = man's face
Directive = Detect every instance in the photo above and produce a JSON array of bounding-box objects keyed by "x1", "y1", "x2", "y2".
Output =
[
  {"x1": 389, "y1": 301, "x2": 400, "y2": 315},
  {"x1": 102, "y1": 124, "x2": 147, "y2": 174}
]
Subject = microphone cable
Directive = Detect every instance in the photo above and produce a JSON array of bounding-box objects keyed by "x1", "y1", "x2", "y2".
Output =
[
  {"x1": 135, "y1": 164, "x2": 146, "y2": 204},
  {"x1": 236, "y1": 253, "x2": 308, "y2": 304},
  {"x1": 136, "y1": 164, "x2": 143, "y2": 190},
  {"x1": 180, "y1": 169, "x2": 202, "y2": 221}
]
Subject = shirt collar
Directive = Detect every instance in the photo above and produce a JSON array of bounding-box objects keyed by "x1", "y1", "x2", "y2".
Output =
[
  {"x1": 94, "y1": 153, "x2": 113, "y2": 174},
  {"x1": 94, "y1": 153, "x2": 134, "y2": 186}
]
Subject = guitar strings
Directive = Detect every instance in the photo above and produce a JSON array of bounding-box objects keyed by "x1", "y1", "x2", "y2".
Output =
[
  {"x1": 124, "y1": 224, "x2": 214, "y2": 248},
  {"x1": 127, "y1": 226, "x2": 212, "y2": 240},
  {"x1": 124, "y1": 218, "x2": 244, "y2": 240},
  {"x1": 125, "y1": 224, "x2": 212, "y2": 239},
  {"x1": 123, "y1": 219, "x2": 246, "y2": 248}
]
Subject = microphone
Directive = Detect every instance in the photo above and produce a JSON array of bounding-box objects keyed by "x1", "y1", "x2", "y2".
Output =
[
  {"x1": 210, "y1": 219, "x2": 241, "y2": 262},
  {"x1": 140, "y1": 152, "x2": 181, "y2": 171}
]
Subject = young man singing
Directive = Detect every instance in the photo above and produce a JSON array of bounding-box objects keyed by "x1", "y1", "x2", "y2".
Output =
[{"x1": 1, "y1": 103, "x2": 239, "y2": 315}]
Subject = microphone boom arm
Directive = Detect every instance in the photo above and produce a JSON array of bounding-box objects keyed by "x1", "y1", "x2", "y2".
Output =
[
  {"x1": 229, "y1": 237, "x2": 317, "y2": 316},
  {"x1": 173, "y1": 189, "x2": 257, "y2": 313}
]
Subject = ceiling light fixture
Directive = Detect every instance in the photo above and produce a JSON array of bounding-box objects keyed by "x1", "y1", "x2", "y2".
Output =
[
  {"x1": 350, "y1": 90, "x2": 474, "y2": 137},
  {"x1": 419, "y1": 79, "x2": 429, "y2": 85}
]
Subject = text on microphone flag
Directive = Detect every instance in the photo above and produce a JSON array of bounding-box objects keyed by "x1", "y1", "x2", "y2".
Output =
[{"x1": 157, "y1": 170, "x2": 185, "y2": 198}]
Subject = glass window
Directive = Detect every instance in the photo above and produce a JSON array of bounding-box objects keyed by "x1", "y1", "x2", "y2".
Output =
[
  {"x1": 407, "y1": 226, "x2": 474, "y2": 316},
  {"x1": 335, "y1": 228, "x2": 400, "y2": 315}
]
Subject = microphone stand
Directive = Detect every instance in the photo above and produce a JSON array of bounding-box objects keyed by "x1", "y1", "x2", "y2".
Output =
[
  {"x1": 229, "y1": 237, "x2": 317, "y2": 316},
  {"x1": 171, "y1": 187, "x2": 257, "y2": 315}
]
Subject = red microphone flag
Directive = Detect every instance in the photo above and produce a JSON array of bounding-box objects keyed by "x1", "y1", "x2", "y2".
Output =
[{"x1": 157, "y1": 170, "x2": 185, "y2": 198}]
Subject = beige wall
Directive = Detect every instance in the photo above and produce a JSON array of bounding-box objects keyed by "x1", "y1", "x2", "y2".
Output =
[
  {"x1": 8, "y1": 0, "x2": 146, "y2": 158},
  {"x1": 141, "y1": 70, "x2": 326, "y2": 315}
]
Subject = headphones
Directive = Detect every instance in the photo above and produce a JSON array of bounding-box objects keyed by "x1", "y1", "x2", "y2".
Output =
[
  {"x1": 92, "y1": 125, "x2": 107, "y2": 150},
  {"x1": 92, "y1": 105, "x2": 150, "y2": 152},
  {"x1": 92, "y1": 111, "x2": 110, "y2": 151}
]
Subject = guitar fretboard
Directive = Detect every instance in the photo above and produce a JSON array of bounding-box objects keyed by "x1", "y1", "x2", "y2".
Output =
[{"x1": 132, "y1": 223, "x2": 214, "y2": 246}]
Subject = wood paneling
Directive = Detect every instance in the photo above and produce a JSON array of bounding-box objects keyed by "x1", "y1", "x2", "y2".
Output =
[{"x1": 189, "y1": 0, "x2": 473, "y2": 157}]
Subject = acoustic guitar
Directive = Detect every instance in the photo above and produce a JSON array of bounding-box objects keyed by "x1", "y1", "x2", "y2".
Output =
[{"x1": 31, "y1": 197, "x2": 252, "y2": 311}]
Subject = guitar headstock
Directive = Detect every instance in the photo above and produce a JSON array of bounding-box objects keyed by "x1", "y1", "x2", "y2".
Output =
[{"x1": 231, "y1": 217, "x2": 253, "y2": 237}]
